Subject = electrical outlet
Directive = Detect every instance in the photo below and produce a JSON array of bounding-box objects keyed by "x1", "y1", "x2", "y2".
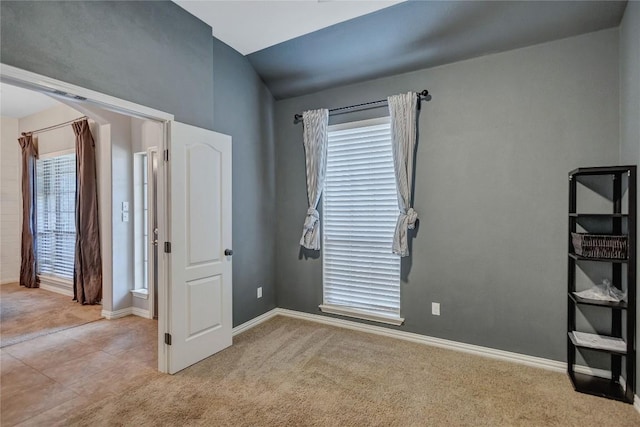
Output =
[
  {"x1": 257, "y1": 287, "x2": 262, "y2": 299},
  {"x1": 432, "y1": 302, "x2": 440, "y2": 316},
  {"x1": 122, "y1": 212, "x2": 129, "y2": 222},
  {"x1": 122, "y1": 201, "x2": 129, "y2": 212}
]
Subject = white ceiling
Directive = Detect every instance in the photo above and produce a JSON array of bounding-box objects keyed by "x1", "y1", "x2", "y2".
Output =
[
  {"x1": 0, "y1": 82, "x2": 59, "y2": 119},
  {"x1": 174, "y1": 0, "x2": 403, "y2": 55}
]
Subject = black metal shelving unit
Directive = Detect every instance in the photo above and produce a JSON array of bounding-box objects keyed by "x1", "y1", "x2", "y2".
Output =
[{"x1": 567, "y1": 165, "x2": 636, "y2": 403}]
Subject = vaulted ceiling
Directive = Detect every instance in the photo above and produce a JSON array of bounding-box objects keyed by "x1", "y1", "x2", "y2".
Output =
[{"x1": 178, "y1": 1, "x2": 627, "y2": 100}]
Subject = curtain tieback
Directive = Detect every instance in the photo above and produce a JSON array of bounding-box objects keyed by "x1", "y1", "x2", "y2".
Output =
[
  {"x1": 303, "y1": 208, "x2": 319, "y2": 230},
  {"x1": 405, "y1": 207, "x2": 418, "y2": 229}
]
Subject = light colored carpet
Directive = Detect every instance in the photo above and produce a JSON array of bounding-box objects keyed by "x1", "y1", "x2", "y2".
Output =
[
  {"x1": 0, "y1": 282, "x2": 102, "y2": 348},
  {"x1": 69, "y1": 316, "x2": 640, "y2": 426}
]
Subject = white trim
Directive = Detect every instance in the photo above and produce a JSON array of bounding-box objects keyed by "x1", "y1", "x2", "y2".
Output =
[
  {"x1": 40, "y1": 283, "x2": 74, "y2": 297},
  {"x1": 132, "y1": 307, "x2": 152, "y2": 319},
  {"x1": 319, "y1": 304, "x2": 404, "y2": 326},
  {"x1": 101, "y1": 307, "x2": 132, "y2": 319},
  {"x1": 1, "y1": 279, "x2": 19, "y2": 285},
  {"x1": 38, "y1": 274, "x2": 73, "y2": 287},
  {"x1": 634, "y1": 394, "x2": 640, "y2": 414},
  {"x1": 38, "y1": 275, "x2": 74, "y2": 297},
  {"x1": 232, "y1": 308, "x2": 279, "y2": 336},
  {"x1": 228, "y1": 308, "x2": 630, "y2": 384},
  {"x1": 131, "y1": 288, "x2": 149, "y2": 299},
  {"x1": 278, "y1": 308, "x2": 563, "y2": 371},
  {"x1": 101, "y1": 306, "x2": 151, "y2": 319},
  {"x1": 0, "y1": 64, "x2": 174, "y2": 122}
]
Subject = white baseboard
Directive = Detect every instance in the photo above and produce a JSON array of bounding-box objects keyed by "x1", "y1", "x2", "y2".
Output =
[
  {"x1": 132, "y1": 307, "x2": 151, "y2": 319},
  {"x1": 276, "y1": 308, "x2": 568, "y2": 372},
  {"x1": 0, "y1": 278, "x2": 18, "y2": 285},
  {"x1": 102, "y1": 306, "x2": 152, "y2": 320},
  {"x1": 232, "y1": 308, "x2": 279, "y2": 336},
  {"x1": 40, "y1": 283, "x2": 74, "y2": 297},
  {"x1": 232, "y1": 307, "x2": 639, "y2": 408},
  {"x1": 233, "y1": 308, "x2": 624, "y2": 382},
  {"x1": 101, "y1": 307, "x2": 132, "y2": 319}
]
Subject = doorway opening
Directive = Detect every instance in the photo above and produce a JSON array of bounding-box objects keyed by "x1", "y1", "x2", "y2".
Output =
[
  {"x1": 0, "y1": 75, "x2": 166, "y2": 370},
  {"x1": 3, "y1": 62, "x2": 235, "y2": 375}
]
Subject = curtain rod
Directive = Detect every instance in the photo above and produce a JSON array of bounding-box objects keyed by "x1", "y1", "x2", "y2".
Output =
[
  {"x1": 21, "y1": 116, "x2": 88, "y2": 136},
  {"x1": 293, "y1": 90, "x2": 429, "y2": 124}
]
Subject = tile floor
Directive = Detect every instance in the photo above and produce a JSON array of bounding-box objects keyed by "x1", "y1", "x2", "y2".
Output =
[{"x1": 1, "y1": 316, "x2": 160, "y2": 426}]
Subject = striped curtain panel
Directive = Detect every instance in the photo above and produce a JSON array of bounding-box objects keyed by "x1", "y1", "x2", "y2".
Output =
[
  {"x1": 300, "y1": 109, "x2": 329, "y2": 250},
  {"x1": 388, "y1": 92, "x2": 418, "y2": 257}
]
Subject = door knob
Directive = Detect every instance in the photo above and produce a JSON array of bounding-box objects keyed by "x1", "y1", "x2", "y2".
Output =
[{"x1": 224, "y1": 249, "x2": 233, "y2": 256}]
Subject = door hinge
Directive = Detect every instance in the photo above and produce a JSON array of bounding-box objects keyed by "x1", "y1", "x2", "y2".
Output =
[
  {"x1": 164, "y1": 149, "x2": 169, "y2": 162},
  {"x1": 164, "y1": 333, "x2": 172, "y2": 345},
  {"x1": 164, "y1": 241, "x2": 171, "y2": 253}
]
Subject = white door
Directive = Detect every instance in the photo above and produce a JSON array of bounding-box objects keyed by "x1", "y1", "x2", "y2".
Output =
[{"x1": 167, "y1": 122, "x2": 232, "y2": 374}]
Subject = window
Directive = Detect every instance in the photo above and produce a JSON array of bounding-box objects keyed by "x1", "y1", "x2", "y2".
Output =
[
  {"x1": 36, "y1": 152, "x2": 76, "y2": 281},
  {"x1": 133, "y1": 152, "x2": 149, "y2": 295},
  {"x1": 321, "y1": 117, "x2": 402, "y2": 325}
]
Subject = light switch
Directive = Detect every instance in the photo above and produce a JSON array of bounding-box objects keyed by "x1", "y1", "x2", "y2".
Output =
[
  {"x1": 122, "y1": 201, "x2": 129, "y2": 212},
  {"x1": 122, "y1": 212, "x2": 129, "y2": 222}
]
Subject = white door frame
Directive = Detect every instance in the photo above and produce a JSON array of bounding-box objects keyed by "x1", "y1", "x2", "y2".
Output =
[{"x1": 0, "y1": 63, "x2": 173, "y2": 373}]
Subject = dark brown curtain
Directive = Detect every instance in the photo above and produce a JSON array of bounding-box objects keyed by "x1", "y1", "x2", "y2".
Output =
[
  {"x1": 72, "y1": 120, "x2": 102, "y2": 304},
  {"x1": 18, "y1": 134, "x2": 38, "y2": 288}
]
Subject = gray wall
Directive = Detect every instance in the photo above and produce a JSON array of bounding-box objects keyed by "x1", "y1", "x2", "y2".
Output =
[
  {"x1": 212, "y1": 38, "x2": 277, "y2": 326},
  {"x1": 274, "y1": 29, "x2": 620, "y2": 362},
  {"x1": 620, "y1": 2, "x2": 640, "y2": 164},
  {"x1": 619, "y1": 0, "x2": 640, "y2": 395},
  {"x1": 1, "y1": 1, "x2": 214, "y2": 129},
  {"x1": 1, "y1": 1, "x2": 277, "y2": 326}
]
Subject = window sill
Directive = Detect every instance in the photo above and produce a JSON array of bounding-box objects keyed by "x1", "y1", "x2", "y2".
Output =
[
  {"x1": 37, "y1": 275, "x2": 74, "y2": 297},
  {"x1": 38, "y1": 274, "x2": 73, "y2": 288},
  {"x1": 319, "y1": 304, "x2": 404, "y2": 326},
  {"x1": 131, "y1": 288, "x2": 149, "y2": 299}
]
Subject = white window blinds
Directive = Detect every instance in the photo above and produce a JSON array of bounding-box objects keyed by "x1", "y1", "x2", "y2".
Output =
[
  {"x1": 36, "y1": 153, "x2": 76, "y2": 281},
  {"x1": 322, "y1": 117, "x2": 401, "y2": 321}
]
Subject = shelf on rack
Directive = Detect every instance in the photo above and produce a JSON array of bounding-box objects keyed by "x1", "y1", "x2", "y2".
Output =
[
  {"x1": 568, "y1": 253, "x2": 627, "y2": 263},
  {"x1": 569, "y1": 293, "x2": 627, "y2": 309},
  {"x1": 569, "y1": 372, "x2": 627, "y2": 402},
  {"x1": 570, "y1": 166, "x2": 635, "y2": 176},
  {"x1": 568, "y1": 331, "x2": 627, "y2": 355},
  {"x1": 569, "y1": 213, "x2": 628, "y2": 218}
]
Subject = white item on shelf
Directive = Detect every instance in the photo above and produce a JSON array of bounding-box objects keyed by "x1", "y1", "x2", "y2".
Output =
[
  {"x1": 570, "y1": 331, "x2": 626, "y2": 353},
  {"x1": 574, "y1": 279, "x2": 626, "y2": 302}
]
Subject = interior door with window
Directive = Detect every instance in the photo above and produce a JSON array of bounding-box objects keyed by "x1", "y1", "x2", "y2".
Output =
[{"x1": 167, "y1": 122, "x2": 232, "y2": 374}]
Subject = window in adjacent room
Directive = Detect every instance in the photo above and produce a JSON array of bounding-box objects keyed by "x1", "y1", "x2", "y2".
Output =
[
  {"x1": 132, "y1": 152, "x2": 149, "y2": 297},
  {"x1": 320, "y1": 116, "x2": 402, "y2": 325},
  {"x1": 35, "y1": 151, "x2": 76, "y2": 282}
]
